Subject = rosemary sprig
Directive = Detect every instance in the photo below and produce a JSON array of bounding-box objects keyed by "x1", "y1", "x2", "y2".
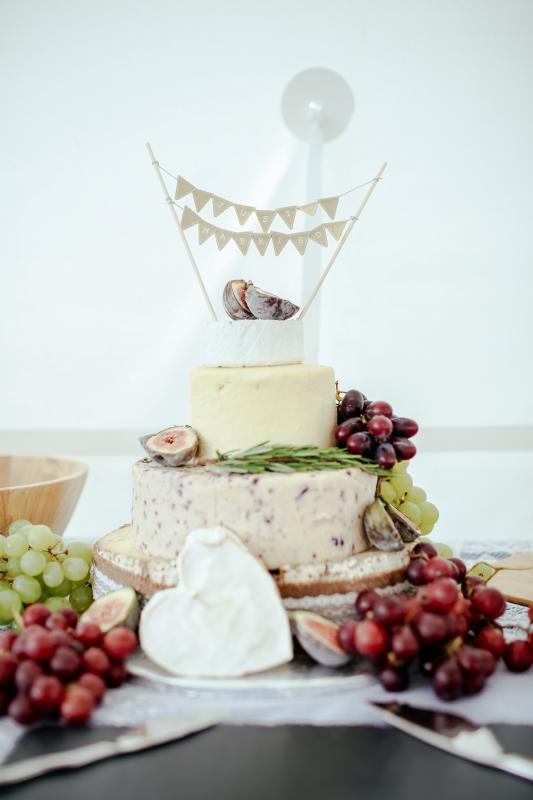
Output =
[{"x1": 208, "y1": 442, "x2": 392, "y2": 477}]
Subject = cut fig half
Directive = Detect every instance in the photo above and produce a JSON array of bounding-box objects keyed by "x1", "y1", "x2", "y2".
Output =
[
  {"x1": 386, "y1": 503, "x2": 420, "y2": 543},
  {"x1": 223, "y1": 280, "x2": 254, "y2": 320},
  {"x1": 290, "y1": 610, "x2": 351, "y2": 667},
  {"x1": 363, "y1": 499, "x2": 404, "y2": 552},
  {"x1": 140, "y1": 426, "x2": 199, "y2": 467},
  {"x1": 245, "y1": 284, "x2": 299, "y2": 321}
]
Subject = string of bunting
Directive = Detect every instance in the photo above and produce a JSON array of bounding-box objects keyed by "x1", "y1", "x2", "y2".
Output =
[
  {"x1": 180, "y1": 205, "x2": 350, "y2": 256},
  {"x1": 175, "y1": 175, "x2": 343, "y2": 231}
]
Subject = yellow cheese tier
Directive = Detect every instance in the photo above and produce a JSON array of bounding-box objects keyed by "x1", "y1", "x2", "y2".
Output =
[{"x1": 190, "y1": 363, "x2": 336, "y2": 458}]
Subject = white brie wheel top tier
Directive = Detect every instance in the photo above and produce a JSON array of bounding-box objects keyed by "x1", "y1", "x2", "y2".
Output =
[
  {"x1": 191, "y1": 363, "x2": 336, "y2": 458},
  {"x1": 200, "y1": 320, "x2": 303, "y2": 367},
  {"x1": 132, "y1": 460, "x2": 377, "y2": 570}
]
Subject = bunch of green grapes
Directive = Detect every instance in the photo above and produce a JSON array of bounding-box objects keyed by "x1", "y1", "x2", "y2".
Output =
[
  {"x1": 0, "y1": 520, "x2": 94, "y2": 625},
  {"x1": 379, "y1": 461, "x2": 440, "y2": 535}
]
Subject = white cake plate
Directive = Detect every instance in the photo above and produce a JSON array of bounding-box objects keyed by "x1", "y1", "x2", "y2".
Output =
[{"x1": 128, "y1": 651, "x2": 372, "y2": 699}]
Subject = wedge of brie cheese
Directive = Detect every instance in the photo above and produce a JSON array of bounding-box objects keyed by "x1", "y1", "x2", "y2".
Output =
[{"x1": 139, "y1": 527, "x2": 293, "y2": 678}]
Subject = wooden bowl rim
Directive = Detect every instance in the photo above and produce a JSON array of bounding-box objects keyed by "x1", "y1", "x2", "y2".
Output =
[{"x1": 0, "y1": 454, "x2": 89, "y2": 492}]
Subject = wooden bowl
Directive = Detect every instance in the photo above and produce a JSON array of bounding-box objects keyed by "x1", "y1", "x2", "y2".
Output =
[{"x1": 0, "y1": 455, "x2": 88, "y2": 536}]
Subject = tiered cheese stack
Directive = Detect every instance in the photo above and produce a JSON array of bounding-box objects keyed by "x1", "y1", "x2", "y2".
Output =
[{"x1": 93, "y1": 320, "x2": 410, "y2": 606}]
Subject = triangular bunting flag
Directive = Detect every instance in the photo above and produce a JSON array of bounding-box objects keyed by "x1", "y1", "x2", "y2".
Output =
[
  {"x1": 214, "y1": 228, "x2": 232, "y2": 251},
  {"x1": 198, "y1": 221, "x2": 215, "y2": 244},
  {"x1": 181, "y1": 206, "x2": 199, "y2": 231},
  {"x1": 300, "y1": 201, "x2": 318, "y2": 216},
  {"x1": 234, "y1": 204, "x2": 255, "y2": 225},
  {"x1": 212, "y1": 196, "x2": 232, "y2": 217},
  {"x1": 232, "y1": 232, "x2": 252, "y2": 255},
  {"x1": 289, "y1": 232, "x2": 310, "y2": 255},
  {"x1": 175, "y1": 176, "x2": 195, "y2": 200},
  {"x1": 319, "y1": 196, "x2": 340, "y2": 220},
  {"x1": 192, "y1": 188, "x2": 212, "y2": 212},
  {"x1": 255, "y1": 210, "x2": 276, "y2": 233},
  {"x1": 252, "y1": 233, "x2": 270, "y2": 256},
  {"x1": 325, "y1": 220, "x2": 348, "y2": 241},
  {"x1": 276, "y1": 206, "x2": 297, "y2": 229},
  {"x1": 309, "y1": 225, "x2": 328, "y2": 247},
  {"x1": 271, "y1": 232, "x2": 289, "y2": 256}
]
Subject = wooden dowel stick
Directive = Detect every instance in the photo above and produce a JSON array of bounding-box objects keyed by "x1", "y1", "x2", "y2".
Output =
[
  {"x1": 145, "y1": 142, "x2": 217, "y2": 321},
  {"x1": 298, "y1": 162, "x2": 387, "y2": 320}
]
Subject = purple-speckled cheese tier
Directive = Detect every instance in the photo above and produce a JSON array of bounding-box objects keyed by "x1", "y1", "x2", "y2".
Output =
[{"x1": 132, "y1": 460, "x2": 377, "y2": 570}]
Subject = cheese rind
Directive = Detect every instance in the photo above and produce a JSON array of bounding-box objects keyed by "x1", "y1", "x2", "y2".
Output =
[
  {"x1": 132, "y1": 460, "x2": 377, "y2": 569},
  {"x1": 200, "y1": 320, "x2": 303, "y2": 366},
  {"x1": 190, "y1": 363, "x2": 336, "y2": 458}
]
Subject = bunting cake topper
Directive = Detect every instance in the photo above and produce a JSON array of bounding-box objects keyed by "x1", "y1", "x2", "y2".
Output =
[{"x1": 145, "y1": 142, "x2": 386, "y2": 322}]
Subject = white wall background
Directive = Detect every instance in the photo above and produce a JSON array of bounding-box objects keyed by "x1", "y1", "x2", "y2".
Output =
[{"x1": 2, "y1": 0, "x2": 533, "y2": 434}]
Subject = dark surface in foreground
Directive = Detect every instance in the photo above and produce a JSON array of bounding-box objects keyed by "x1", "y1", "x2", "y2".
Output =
[{"x1": 1, "y1": 723, "x2": 532, "y2": 800}]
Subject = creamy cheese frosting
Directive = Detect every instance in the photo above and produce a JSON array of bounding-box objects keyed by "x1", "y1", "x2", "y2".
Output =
[{"x1": 139, "y1": 527, "x2": 293, "y2": 678}]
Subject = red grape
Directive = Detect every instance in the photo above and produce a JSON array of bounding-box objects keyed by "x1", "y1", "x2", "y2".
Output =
[
  {"x1": 60, "y1": 685, "x2": 95, "y2": 725},
  {"x1": 447, "y1": 614, "x2": 469, "y2": 638},
  {"x1": 367, "y1": 415, "x2": 393, "y2": 439},
  {"x1": 355, "y1": 590, "x2": 379, "y2": 618},
  {"x1": 354, "y1": 619, "x2": 388, "y2": 657},
  {"x1": 50, "y1": 646, "x2": 82, "y2": 680},
  {"x1": 75, "y1": 622, "x2": 103, "y2": 648},
  {"x1": 339, "y1": 390, "x2": 365, "y2": 421},
  {"x1": 406, "y1": 557, "x2": 428, "y2": 586},
  {"x1": 378, "y1": 667, "x2": 409, "y2": 692},
  {"x1": 503, "y1": 641, "x2": 533, "y2": 673},
  {"x1": 457, "y1": 645, "x2": 495, "y2": 676},
  {"x1": 365, "y1": 401, "x2": 393, "y2": 419},
  {"x1": 15, "y1": 660, "x2": 44, "y2": 693},
  {"x1": 82, "y1": 647, "x2": 110, "y2": 676},
  {"x1": 372, "y1": 596, "x2": 405, "y2": 626},
  {"x1": 391, "y1": 437, "x2": 417, "y2": 461},
  {"x1": 392, "y1": 417, "x2": 419, "y2": 438},
  {"x1": 49, "y1": 629, "x2": 73, "y2": 650},
  {"x1": 414, "y1": 612, "x2": 450, "y2": 645},
  {"x1": 78, "y1": 673, "x2": 107, "y2": 704},
  {"x1": 59, "y1": 607, "x2": 79, "y2": 629},
  {"x1": 0, "y1": 690, "x2": 10, "y2": 716},
  {"x1": 29, "y1": 676, "x2": 65, "y2": 711},
  {"x1": 391, "y1": 626, "x2": 420, "y2": 661},
  {"x1": 417, "y1": 578, "x2": 458, "y2": 613},
  {"x1": 0, "y1": 631, "x2": 18, "y2": 652},
  {"x1": 105, "y1": 660, "x2": 128, "y2": 688},
  {"x1": 23, "y1": 630, "x2": 55, "y2": 662},
  {"x1": 346, "y1": 432, "x2": 372, "y2": 456},
  {"x1": 432, "y1": 658, "x2": 463, "y2": 701},
  {"x1": 8, "y1": 694, "x2": 39, "y2": 725},
  {"x1": 475, "y1": 626, "x2": 506, "y2": 659},
  {"x1": 0, "y1": 653, "x2": 17, "y2": 688},
  {"x1": 22, "y1": 603, "x2": 51, "y2": 627},
  {"x1": 375, "y1": 443, "x2": 397, "y2": 469},
  {"x1": 412, "y1": 542, "x2": 438, "y2": 559},
  {"x1": 423, "y1": 558, "x2": 455, "y2": 582},
  {"x1": 462, "y1": 672, "x2": 486, "y2": 696},
  {"x1": 337, "y1": 620, "x2": 358, "y2": 654},
  {"x1": 528, "y1": 607, "x2": 533, "y2": 624},
  {"x1": 449, "y1": 558, "x2": 467, "y2": 581},
  {"x1": 470, "y1": 586, "x2": 506, "y2": 620},
  {"x1": 336, "y1": 418, "x2": 365, "y2": 447},
  {"x1": 46, "y1": 612, "x2": 69, "y2": 631},
  {"x1": 103, "y1": 628, "x2": 138, "y2": 660}
]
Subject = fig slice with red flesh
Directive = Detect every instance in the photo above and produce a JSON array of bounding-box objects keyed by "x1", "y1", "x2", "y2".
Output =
[
  {"x1": 223, "y1": 280, "x2": 254, "y2": 320},
  {"x1": 245, "y1": 284, "x2": 299, "y2": 321},
  {"x1": 140, "y1": 426, "x2": 198, "y2": 467},
  {"x1": 290, "y1": 610, "x2": 352, "y2": 667}
]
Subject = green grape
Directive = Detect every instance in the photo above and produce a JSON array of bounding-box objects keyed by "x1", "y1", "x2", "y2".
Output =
[
  {"x1": 48, "y1": 577, "x2": 73, "y2": 597},
  {"x1": 28, "y1": 524, "x2": 56, "y2": 551},
  {"x1": 379, "y1": 480, "x2": 397, "y2": 504},
  {"x1": 398, "y1": 501, "x2": 422, "y2": 525},
  {"x1": 420, "y1": 501, "x2": 439, "y2": 527},
  {"x1": 7, "y1": 519, "x2": 32, "y2": 535},
  {"x1": 4, "y1": 534, "x2": 30, "y2": 558},
  {"x1": 0, "y1": 562, "x2": 8, "y2": 574},
  {"x1": 0, "y1": 580, "x2": 11, "y2": 591},
  {"x1": 13, "y1": 575, "x2": 42, "y2": 604},
  {"x1": 405, "y1": 486, "x2": 427, "y2": 506},
  {"x1": 7, "y1": 557, "x2": 21, "y2": 576},
  {"x1": 419, "y1": 521, "x2": 434, "y2": 535},
  {"x1": 43, "y1": 561, "x2": 64, "y2": 588},
  {"x1": 63, "y1": 557, "x2": 89, "y2": 582},
  {"x1": 44, "y1": 596, "x2": 69, "y2": 612},
  {"x1": 66, "y1": 541, "x2": 93, "y2": 566},
  {"x1": 20, "y1": 550, "x2": 47, "y2": 577},
  {"x1": 433, "y1": 542, "x2": 453, "y2": 558},
  {"x1": 390, "y1": 473, "x2": 413, "y2": 499},
  {"x1": 0, "y1": 538, "x2": 6, "y2": 558},
  {"x1": 392, "y1": 460, "x2": 410, "y2": 474},
  {"x1": 0, "y1": 589, "x2": 23, "y2": 621},
  {"x1": 17, "y1": 524, "x2": 34, "y2": 540},
  {"x1": 70, "y1": 584, "x2": 94, "y2": 613}
]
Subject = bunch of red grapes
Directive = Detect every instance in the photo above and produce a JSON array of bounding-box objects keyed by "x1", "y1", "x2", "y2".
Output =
[
  {"x1": 338, "y1": 542, "x2": 533, "y2": 700},
  {"x1": 336, "y1": 389, "x2": 419, "y2": 470},
  {"x1": 0, "y1": 603, "x2": 137, "y2": 725}
]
